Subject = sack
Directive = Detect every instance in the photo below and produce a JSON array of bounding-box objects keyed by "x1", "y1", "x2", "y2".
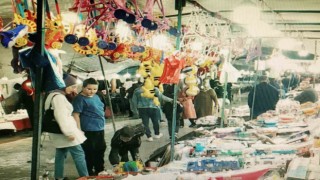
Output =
[
  {"x1": 42, "y1": 94, "x2": 62, "y2": 134},
  {"x1": 42, "y1": 109, "x2": 62, "y2": 134},
  {"x1": 105, "y1": 106, "x2": 112, "y2": 118}
]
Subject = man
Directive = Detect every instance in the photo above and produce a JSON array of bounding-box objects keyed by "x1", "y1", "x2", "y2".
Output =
[
  {"x1": 109, "y1": 124, "x2": 144, "y2": 166},
  {"x1": 248, "y1": 75, "x2": 279, "y2": 119},
  {"x1": 294, "y1": 81, "x2": 318, "y2": 104},
  {"x1": 132, "y1": 86, "x2": 172, "y2": 142}
]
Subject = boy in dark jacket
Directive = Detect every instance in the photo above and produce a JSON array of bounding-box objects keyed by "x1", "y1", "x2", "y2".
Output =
[{"x1": 109, "y1": 124, "x2": 144, "y2": 166}]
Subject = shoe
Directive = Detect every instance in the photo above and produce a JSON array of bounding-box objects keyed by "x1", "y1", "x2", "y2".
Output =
[
  {"x1": 146, "y1": 137, "x2": 154, "y2": 142},
  {"x1": 154, "y1": 133, "x2": 163, "y2": 139},
  {"x1": 160, "y1": 119, "x2": 166, "y2": 123},
  {"x1": 46, "y1": 158, "x2": 55, "y2": 164},
  {"x1": 189, "y1": 124, "x2": 197, "y2": 128}
]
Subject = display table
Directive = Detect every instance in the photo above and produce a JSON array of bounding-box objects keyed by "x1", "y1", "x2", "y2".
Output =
[{"x1": 0, "y1": 112, "x2": 31, "y2": 132}]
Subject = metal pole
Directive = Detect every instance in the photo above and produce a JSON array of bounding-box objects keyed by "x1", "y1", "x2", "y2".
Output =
[
  {"x1": 220, "y1": 47, "x2": 231, "y2": 128},
  {"x1": 98, "y1": 55, "x2": 116, "y2": 132},
  {"x1": 170, "y1": 0, "x2": 183, "y2": 162},
  {"x1": 31, "y1": 0, "x2": 45, "y2": 179}
]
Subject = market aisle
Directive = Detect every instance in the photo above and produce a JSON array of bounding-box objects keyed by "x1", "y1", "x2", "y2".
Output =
[{"x1": 0, "y1": 117, "x2": 195, "y2": 179}]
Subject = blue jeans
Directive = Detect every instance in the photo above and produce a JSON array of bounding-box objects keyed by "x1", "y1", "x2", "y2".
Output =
[
  {"x1": 138, "y1": 108, "x2": 161, "y2": 138},
  {"x1": 55, "y1": 145, "x2": 88, "y2": 179}
]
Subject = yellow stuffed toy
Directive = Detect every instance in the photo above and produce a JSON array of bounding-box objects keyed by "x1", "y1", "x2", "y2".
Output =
[
  {"x1": 184, "y1": 65, "x2": 200, "y2": 96},
  {"x1": 138, "y1": 60, "x2": 164, "y2": 106},
  {"x1": 150, "y1": 63, "x2": 164, "y2": 93},
  {"x1": 137, "y1": 60, "x2": 153, "y2": 78}
]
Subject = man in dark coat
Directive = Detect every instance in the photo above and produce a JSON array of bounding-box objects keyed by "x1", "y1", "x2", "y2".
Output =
[
  {"x1": 294, "y1": 82, "x2": 318, "y2": 104},
  {"x1": 248, "y1": 75, "x2": 279, "y2": 119},
  {"x1": 109, "y1": 124, "x2": 144, "y2": 166}
]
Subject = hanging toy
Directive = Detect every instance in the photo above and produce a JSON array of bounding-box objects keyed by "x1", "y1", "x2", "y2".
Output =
[
  {"x1": 141, "y1": 77, "x2": 160, "y2": 106},
  {"x1": 184, "y1": 65, "x2": 200, "y2": 96},
  {"x1": 110, "y1": 43, "x2": 130, "y2": 61},
  {"x1": 150, "y1": 62, "x2": 164, "y2": 92},
  {"x1": 0, "y1": 24, "x2": 28, "y2": 48},
  {"x1": 138, "y1": 60, "x2": 162, "y2": 106},
  {"x1": 137, "y1": 60, "x2": 153, "y2": 78}
]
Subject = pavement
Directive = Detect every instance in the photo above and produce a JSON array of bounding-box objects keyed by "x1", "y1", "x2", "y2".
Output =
[{"x1": 0, "y1": 116, "x2": 195, "y2": 180}]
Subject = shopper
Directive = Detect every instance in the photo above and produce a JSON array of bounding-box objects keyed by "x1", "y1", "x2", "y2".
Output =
[
  {"x1": 72, "y1": 78, "x2": 106, "y2": 176},
  {"x1": 194, "y1": 80, "x2": 219, "y2": 119},
  {"x1": 109, "y1": 124, "x2": 145, "y2": 166},
  {"x1": 162, "y1": 84, "x2": 183, "y2": 139},
  {"x1": 294, "y1": 80, "x2": 318, "y2": 104},
  {"x1": 248, "y1": 75, "x2": 279, "y2": 119},
  {"x1": 178, "y1": 87, "x2": 197, "y2": 128},
  {"x1": 132, "y1": 86, "x2": 172, "y2": 142},
  {"x1": 126, "y1": 79, "x2": 142, "y2": 119},
  {"x1": 44, "y1": 74, "x2": 88, "y2": 179}
]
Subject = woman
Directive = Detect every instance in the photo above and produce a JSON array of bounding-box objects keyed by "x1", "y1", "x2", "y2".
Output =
[
  {"x1": 44, "y1": 74, "x2": 88, "y2": 180},
  {"x1": 178, "y1": 87, "x2": 197, "y2": 127}
]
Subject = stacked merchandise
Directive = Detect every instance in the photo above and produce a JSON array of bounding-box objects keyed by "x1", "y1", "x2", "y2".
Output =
[{"x1": 120, "y1": 99, "x2": 320, "y2": 179}]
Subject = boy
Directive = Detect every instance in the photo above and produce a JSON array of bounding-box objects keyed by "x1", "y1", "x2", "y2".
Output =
[{"x1": 72, "y1": 78, "x2": 106, "y2": 176}]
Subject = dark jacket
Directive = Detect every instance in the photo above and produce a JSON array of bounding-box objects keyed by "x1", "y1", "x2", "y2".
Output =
[
  {"x1": 294, "y1": 88, "x2": 318, "y2": 104},
  {"x1": 248, "y1": 82, "x2": 279, "y2": 118},
  {"x1": 109, "y1": 124, "x2": 144, "y2": 165}
]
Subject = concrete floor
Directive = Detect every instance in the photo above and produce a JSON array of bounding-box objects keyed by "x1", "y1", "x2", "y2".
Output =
[{"x1": 0, "y1": 116, "x2": 195, "y2": 180}]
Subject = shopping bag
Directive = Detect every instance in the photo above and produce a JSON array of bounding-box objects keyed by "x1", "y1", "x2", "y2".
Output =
[{"x1": 105, "y1": 106, "x2": 112, "y2": 118}]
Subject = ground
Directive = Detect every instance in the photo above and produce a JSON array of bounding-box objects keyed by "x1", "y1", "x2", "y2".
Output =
[{"x1": 0, "y1": 116, "x2": 195, "y2": 180}]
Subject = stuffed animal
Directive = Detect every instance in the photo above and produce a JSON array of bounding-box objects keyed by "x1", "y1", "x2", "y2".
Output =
[
  {"x1": 184, "y1": 65, "x2": 200, "y2": 96},
  {"x1": 150, "y1": 63, "x2": 164, "y2": 92}
]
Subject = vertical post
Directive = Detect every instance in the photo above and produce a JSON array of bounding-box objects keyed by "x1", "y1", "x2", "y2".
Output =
[
  {"x1": 220, "y1": 47, "x2": 231, "y2": 128},
  {"x1": 313, "y1": 40, "x2": 317, "y2": 88},
  {"x1": 250, "y1": 39, "x2": 262, "y2": 120},
  {"x1": 98, "y1": 56, "x2": 116, "y2": 132},
  {"x1": 170, "y1": 0, "x2": 183, "y2": 162},
  {"x1": 31, "y1": 0, "x2": 45, "y2": 179}
]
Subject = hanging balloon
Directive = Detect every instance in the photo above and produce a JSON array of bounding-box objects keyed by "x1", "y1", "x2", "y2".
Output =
[
  {"x1": 97, "y1": 40, "x2": 108, "y2": 49},
  {"x1": 78, "y1": 37, "x2": 90, "y2": 46},
  {"x1": 123, "y1": 13, "x2": 136, "y2": 24},
  {"x1": 131, "y1": 45, "x2": 140, "y2": 53},
  {"x1": 138, "y1": 46, "x2": 145, "y2": 52},
  {"x1": 141, "y1": 18, "x2": 152, "y2": 28},
  {"x1": 64, "y1": 34, "x2": 78, "y2": 44},
  {"x1": 106, "y1": 42, "x2": 117, "y2": 50},
  {"x1": 148, "y1": 21, "x2": 158, "y2": 31},
  {"x1": 168, "y1": 26, "x2": 179, "y2": 36},
  {"x1": 114, "y1": 9, "x2": 126, "y2": 19}
]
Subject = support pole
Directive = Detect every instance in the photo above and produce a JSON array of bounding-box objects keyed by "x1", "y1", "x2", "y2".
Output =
[
  {"x1": 98, "y1": 55, "x2": 116, "y2": 132},
  {"x1": 220, "y1": 47, "x2": 231, "y2": 128},
  {"x1": 170, "y1": 0, "x2": 183, "y2": 162},
  {"x1": 31, "y1": 0, "x2": 45, "y2": 179},
  {"x1": 250, "y1": 39, "x2": 262, "y2": 120}
]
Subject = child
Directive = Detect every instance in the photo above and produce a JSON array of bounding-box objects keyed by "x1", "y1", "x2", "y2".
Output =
[{"x1": 72, "y1": 78, "x2": 106, "y2": 176}]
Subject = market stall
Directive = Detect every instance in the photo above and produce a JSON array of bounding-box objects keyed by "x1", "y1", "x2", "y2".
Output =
[{"x1": 1, "y1": 0, "x2": 320, "y2": 179}]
